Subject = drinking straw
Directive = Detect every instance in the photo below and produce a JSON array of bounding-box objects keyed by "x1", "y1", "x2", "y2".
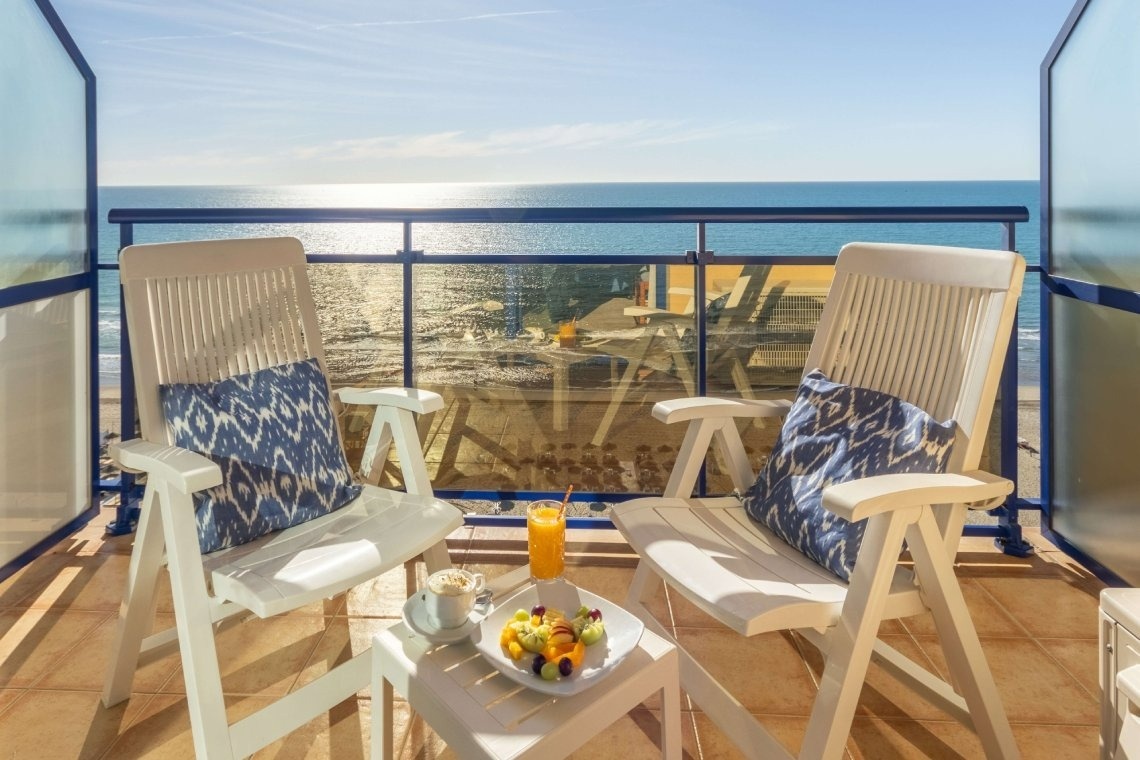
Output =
[{"x1": 558, "y1": 484, "x2": 574, "y2": 519}]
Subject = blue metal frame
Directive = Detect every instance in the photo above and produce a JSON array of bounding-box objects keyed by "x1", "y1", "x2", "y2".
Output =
[
  {"x1": 1035, "y1": 0, "x2": 1132, "y2": 586},
  {"x1": 102, "y1": 204, "x2": 1033, "y2": 545},
  {"x1": 0, "y1": 0, "x2": 99, "y2": 582},
  {"x1": 106, "y1": 205, "x2": 1029, "y2": 226}
]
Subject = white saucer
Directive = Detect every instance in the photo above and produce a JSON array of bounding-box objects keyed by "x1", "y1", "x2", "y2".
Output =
[{"x1": 401, "y1": 592, "x2": 492, "y2": 644}]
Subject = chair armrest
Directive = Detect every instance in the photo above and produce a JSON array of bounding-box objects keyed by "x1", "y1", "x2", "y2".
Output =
[
  {"x1": 112, "y1": 439, "x2": 221, "y2": 494},
  {"x1": 336, "y1": 387, "x2": 444, "y2": 415},
  {"x1": 653, "y1": 397, "x2": 792, "y2": 424},
  {"x1": 821, "y1": 470, "x2": 1013, "y2": 523},
  {"x1": 622, "y1": 305, "x2": 692, "y2": 323}
]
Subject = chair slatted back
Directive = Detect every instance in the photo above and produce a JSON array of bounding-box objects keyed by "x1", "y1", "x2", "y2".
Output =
[
  {"x1": 119, "y1": 237, "x2": 329, "y2": 447},
  {"x1": 805, "y1": 242, "x2": 1024, "y2": 474}
]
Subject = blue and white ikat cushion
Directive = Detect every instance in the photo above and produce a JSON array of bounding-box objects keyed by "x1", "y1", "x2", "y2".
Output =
[
  {"x1": 160, "y1": 358, "x2": 361, "y2": 554},
  {"x1": 743, "y1": 369, "x2": 956, "y2": 581}
]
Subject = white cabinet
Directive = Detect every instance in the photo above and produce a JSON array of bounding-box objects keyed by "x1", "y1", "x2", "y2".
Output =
[{"x1": 1101, "y1": 589, "x2": 1140, "y2": 758}]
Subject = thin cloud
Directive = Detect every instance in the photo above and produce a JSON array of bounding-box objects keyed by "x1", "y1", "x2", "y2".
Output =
[
  {"x1": 292, "y1": 120, "x2": 765, "y2": 161},
  {"x1": 99, "y1": 9, "x2": 560, "y2": 46}
]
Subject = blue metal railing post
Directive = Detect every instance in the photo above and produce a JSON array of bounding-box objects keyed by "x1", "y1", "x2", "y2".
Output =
[
  {"x1": 505, "y1": 265, "x2": 521, "y2": 339},
  {"x1": 107, "y1": 222, "x2": 138, "y2": 535},
  {"x1": 400, "y1": 222, "x2": 415, "y2": 388},
  {"x1": 693, "y1": 222, "x2": 711, "y2": 496},
  {"x1": 996, "y1": 220, "x2": 1033, "y2": 556},
  {"x1": 694, "y1": 222, "x2": 709, "y2": 399}
]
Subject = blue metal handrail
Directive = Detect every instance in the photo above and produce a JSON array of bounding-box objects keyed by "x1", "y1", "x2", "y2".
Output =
[
  {"x1": 106, "y1": 205, "x2": 1029, "y2": 225},
  {"x1": 102, "y1": 204, "x2": 1033, "y2": 552}
]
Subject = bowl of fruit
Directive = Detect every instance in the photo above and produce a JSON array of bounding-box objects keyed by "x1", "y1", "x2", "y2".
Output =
[{"x1": 472, "y1": 580, "x2": 645, "y2": 696}]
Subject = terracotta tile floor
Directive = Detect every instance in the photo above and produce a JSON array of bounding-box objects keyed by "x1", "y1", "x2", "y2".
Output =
[{"x1": 0, "y1": 504, "x2": 1105, "y2": 759}]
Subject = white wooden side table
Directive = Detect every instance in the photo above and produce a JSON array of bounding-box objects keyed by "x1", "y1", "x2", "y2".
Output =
[{"x1": 370, "y1": 569, "x2": 681, "y2": 760}]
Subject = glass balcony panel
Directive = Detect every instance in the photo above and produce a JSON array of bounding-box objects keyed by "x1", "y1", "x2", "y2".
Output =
[
  {"x1": 412, "y1": 222, "x2": 690, "y2": 255},
  {"x1": 1051, "y1": 295, "x2": 1140, "y2": 584},
  {"x1": 107, "y1": 220, "x2": 408, "y2": 262},
  {"x1": 706, "y1": 221, "x2": 1025, "y2": 259},
  {"x1": 0, "y1": 0, "x2": 88, "y2": 288},
  {"x1": 0, "y1": 292, "x2": 90, "y2": 565},
  {"x1": 308, "y1": 263, "x2": 404, "y2": 476},
  {"x1": 409, "y1": 262, "x2": 691, "y2": 495},
  {"x1": 1050, "y1": 0, "x2": 1140, "y2": 290}
]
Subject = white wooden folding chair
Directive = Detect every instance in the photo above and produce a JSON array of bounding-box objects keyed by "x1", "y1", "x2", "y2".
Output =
[
  {"x1": 101, "y1": 237, "x2": 464, "y2": 759},
  {"x1": 614, "y1": 242, "x2": 1025, "y2": 759}
]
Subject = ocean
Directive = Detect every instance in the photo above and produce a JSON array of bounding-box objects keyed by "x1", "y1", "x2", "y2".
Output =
[{"x1": 96, "y1": 180, "x2": 1041, "y2": 387}]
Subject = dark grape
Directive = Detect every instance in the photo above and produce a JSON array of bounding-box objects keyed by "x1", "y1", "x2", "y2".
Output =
[
  {"x1": 589, "y1": 608, "x2": 602, "y2": 621},
  {"x1": 532, "y1": 654, "x2": 546, "y2": 674},
  {"x1": 558, "y1": 657, "x2": 573, "y2": 677},
  {"x1": 531, "y1": 604, "x2": 546, "y2": 617}
]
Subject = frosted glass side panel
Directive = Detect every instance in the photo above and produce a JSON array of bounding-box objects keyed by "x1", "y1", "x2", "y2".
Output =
[
  {"x1": 0, "y1": 293, "x2": 90, "y2": 566},
  {"x1": 1051, "y1": 296, "x2": 1140, "y2": 585},
  {"x1": 1050, "y1": 0, "x2": 1140, "y2": 290},
  {"x1": 0, "y1": 0, "x2": 88, "y2": 288}
]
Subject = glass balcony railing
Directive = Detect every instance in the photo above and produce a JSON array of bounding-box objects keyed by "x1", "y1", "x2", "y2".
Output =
[{"x1": 98, "y1": 204, "x2": 1035, "y2": 552}]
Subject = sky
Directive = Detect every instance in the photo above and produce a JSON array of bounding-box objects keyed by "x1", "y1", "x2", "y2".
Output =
[{"x1": 53, "y1": 0, "x2": 1078, "y2": 186}]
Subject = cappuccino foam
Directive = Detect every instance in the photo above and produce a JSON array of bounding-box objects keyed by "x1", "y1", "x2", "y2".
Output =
[{"x1": 428, "y1": 569, "x2": 475, "y2": 596}]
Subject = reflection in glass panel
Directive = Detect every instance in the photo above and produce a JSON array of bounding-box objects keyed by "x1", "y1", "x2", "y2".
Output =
[
  {"x1": 701, "y1": 263, "x2": 832, "y2": 397},
  {"x1": 307, "y1": 263, "x2": 403, "y2": 475},
  {"x1": 0, "y1": 293, "x2": 89, "y2": 565},
  {"x1": 1051, "y1": 297, "x2": 1140, "y2": 584},
  {"x1": 0, "y1": 0, "x2": 88, "y2": 288},
  {"x1": 700, "y1": 264, "x2": 834, "y2": 493},
  {"x1": 1050, "y1": 0, "x2": 1140, "y2": 290},
  {"x1": 409, "y1": 263, "x2": 692, "y2": 496}
]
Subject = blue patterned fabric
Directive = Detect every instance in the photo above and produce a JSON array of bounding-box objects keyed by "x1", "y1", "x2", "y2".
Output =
[
  {"x1": 160, "y1": 358, "x2": 361, "y2": 554},
  {"x1": 743, "y1": 369, "x2": 956, "y2": 581}
]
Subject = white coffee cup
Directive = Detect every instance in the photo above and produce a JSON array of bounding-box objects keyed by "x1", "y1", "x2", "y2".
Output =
[{"x1": 423, "y1": 568, "x2": 486, "y2": 629}]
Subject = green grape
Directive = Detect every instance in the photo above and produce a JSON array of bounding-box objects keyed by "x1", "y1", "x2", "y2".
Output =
[
  {"x1": 513, "y1": 609, "x2": 530, "y2": 622},
  {"x1": 518, "y1": 625, "x2": 547, "y2": 653},
  {"x1": 579, "y1": 620, "x2": 605, "y2": 646},
  {"x1": 540, "y1": 661, "x2": 561, "y2": 680},
  {"x1": 576, "y1": 605, "x2": 591, "y2": 618}
]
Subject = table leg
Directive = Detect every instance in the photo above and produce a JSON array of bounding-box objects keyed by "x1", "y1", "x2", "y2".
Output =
[
  {"x1": 553, "y1": 362, "x2": 569, "y2": 431},
  {"x1": 371, "y1": 667, "x2": 394, "y2": 760},
  {"x1": 660, "y1": 659, "x2": 682, "y2": 759}
]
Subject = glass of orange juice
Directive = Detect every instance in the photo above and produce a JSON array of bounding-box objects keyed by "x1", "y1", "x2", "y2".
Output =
[
  {"x1": 558, "y1": 321, "x2": 577, "y2": 348},
  {"x1": 527, "y1": 499, "x2": 566, "y2": 581}
]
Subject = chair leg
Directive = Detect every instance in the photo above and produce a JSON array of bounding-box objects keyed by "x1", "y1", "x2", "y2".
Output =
[
  {"x1": 386, "y1": 407, "x2": 434, "y2": 497},
  {"x1": 728, "y1": 356, "x2": 757, "y2": 401},
  {"x1": 627, "y1": 560, "x2": 664, "y2": 608},
  {"x1": 907, "y1": 509, "x2": 1019, "y2": 759},
  {"x1": 159, "y1": 485, "x2": 236, "y2": 760},
  {"x1": 591, "y1": 332, "x2": 656, "y2": 448},
  {"x1": 659, "y1": 648, "x2": 682, "y2": 760},
  {"x1": 800, "y1": 509, "x2": 916, "y2": 760},
  {"x1": 358, "y1": 415, "x2": 394, "y2": 486},
  {"x1": 103, "y1": 487, "x2": 165, "y2": 707},
  {"x1": 422, "y1": 541, "x2": 452, "y2": 575}
]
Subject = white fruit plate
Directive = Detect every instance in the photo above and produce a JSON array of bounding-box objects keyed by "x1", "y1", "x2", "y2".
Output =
[{"x1": 471, "y1": 580, "x2": 644, "y2": 696}]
